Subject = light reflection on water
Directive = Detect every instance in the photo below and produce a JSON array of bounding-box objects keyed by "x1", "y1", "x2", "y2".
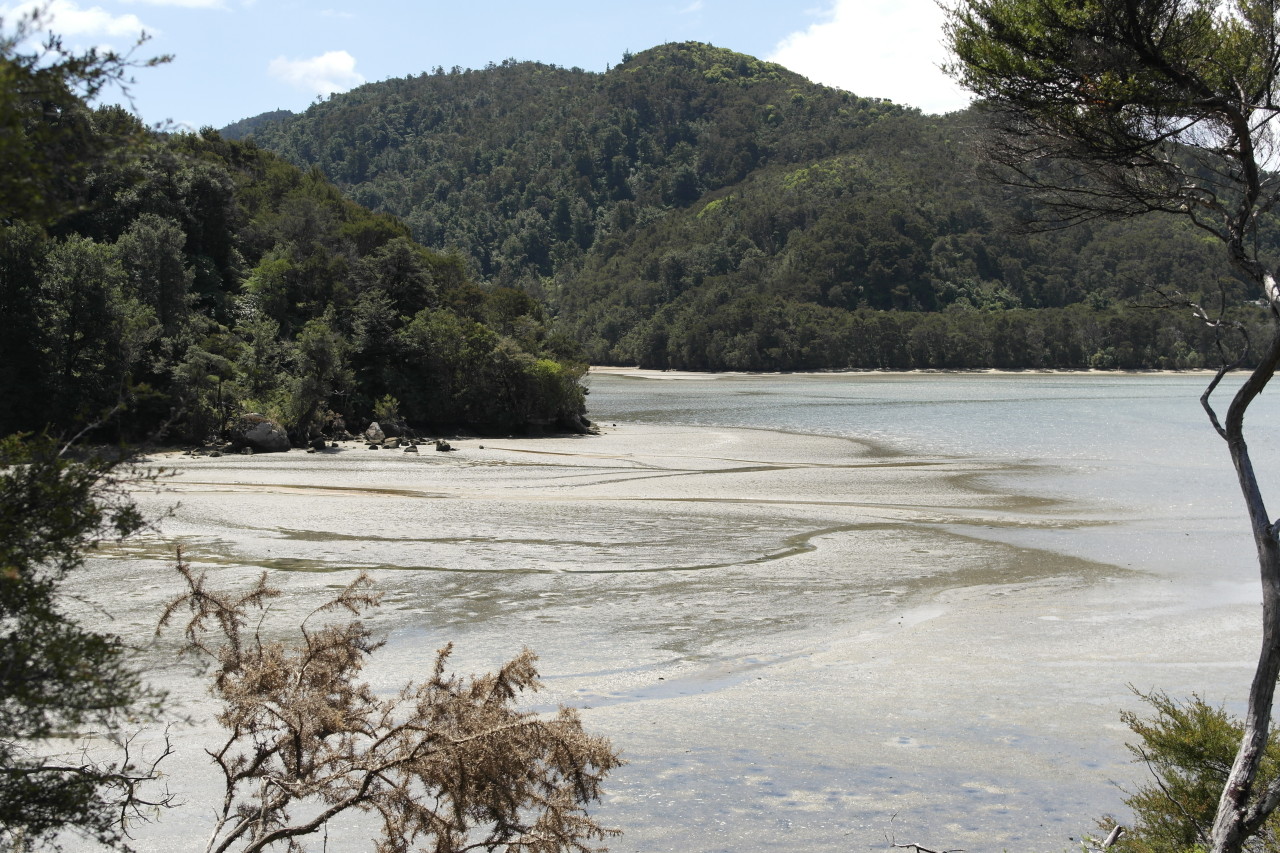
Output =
[
  {"x1": 585, "y1": 370, "x2": 1280, "y2": 475},
  {"x1": 587, "y1": 371, "x2": 1280, "y2": 574}
]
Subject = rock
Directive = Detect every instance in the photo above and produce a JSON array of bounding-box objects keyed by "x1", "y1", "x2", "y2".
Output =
[
  {"x1": 309, "y1": 436, "x2": 327, "y2": 451},
  {"x1": 209, "y1": 450, "x2": 222, "y2": 458},
  {"x1": 330, "y1": 441, "x2": 339, "y2": 448},
  {"x1": 434, "y1": 439, "x2": 453, "y2": 452},
  {"x1": 231, "y1": 413, "x2": 291, "y2": 453},
  {"x1": 364, "y1": 422, "x2": 386, "y2": 443},
  {"x1": 559, "y1": 412, "x2": 597, "y2": 435},
  {"x1": 383, "y1": 438, "x2": 401, "y2": 449},
  {"x1": 240, "y1": 447, "x2": 254, "y2": 455},
  {"x1": 404, "y1": 445, "x2": 418, "y2": 453}
]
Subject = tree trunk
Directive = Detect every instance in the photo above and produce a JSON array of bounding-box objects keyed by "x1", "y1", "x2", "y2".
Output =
[{"x1": 1209, "y1": 324, "x2": 1280, "y2": 853}]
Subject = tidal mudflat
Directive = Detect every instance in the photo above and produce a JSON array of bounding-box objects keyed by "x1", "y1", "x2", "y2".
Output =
[{"x1": 75, "y1": 375, "x2": 1267, "y2": 852}]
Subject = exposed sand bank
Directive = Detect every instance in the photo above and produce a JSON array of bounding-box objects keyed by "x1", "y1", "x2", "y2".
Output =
[
  {"x1": 589, "y1": 364, "x2": 1222, "y2": 379},
  {"x1": 72, "y1": 421, "x2": 1258, "y2": 852}
]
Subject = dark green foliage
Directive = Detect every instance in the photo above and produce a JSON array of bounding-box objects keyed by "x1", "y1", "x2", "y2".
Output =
[
  {"x1": 388, "y1": 309, "x2": 587, "y2": 431},
  {"x1": 0, "y1": 12, "x2": 165, "y2": 227},
  {"x1": 0, "y1": 110, "x2": 589, "y2": 442},
  {"x1": 242, "y1": 43, "x2": 908, "y2": 293},
  {"x1": 1103, "y1": 692, "x2": 1280, "y2": 853},
  {"x1": 0, "y1": 434, "x2": 157, "y2": 850},
  {"x1": 233, "y1": 40, "x2": 1263, "y2": 371},
  {"x1": 557, "y1": 110, "x2": 1261, "y2": 368}
]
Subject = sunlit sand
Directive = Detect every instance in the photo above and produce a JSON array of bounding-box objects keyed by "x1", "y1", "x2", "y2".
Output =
[{"x1": 72, "y1": 421, "x2": 1259, "y2": 852}]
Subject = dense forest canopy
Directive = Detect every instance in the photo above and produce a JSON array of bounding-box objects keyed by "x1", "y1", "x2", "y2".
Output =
[
  {"x1": 233, "y1": 41, "x2": 1274, "y2": 371},
  {"x1": 2, "y1": 96, "x2": 591, "y2": 444}
]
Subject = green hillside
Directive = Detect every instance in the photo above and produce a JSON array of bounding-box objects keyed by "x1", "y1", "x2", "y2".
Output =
[{"x1": 236, "y1": 41, "x2": 1269, "y2": 371}]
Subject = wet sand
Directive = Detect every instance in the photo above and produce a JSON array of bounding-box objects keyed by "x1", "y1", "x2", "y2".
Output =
[{"x1": 73, "y1": 422, "x2": 1260, "y2": 852}]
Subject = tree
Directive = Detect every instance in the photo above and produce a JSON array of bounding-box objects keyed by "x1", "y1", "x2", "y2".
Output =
[
  {"x1": 159, "y1": 558, "x2": 622, "y2": 853},
  {"x1": 0, "y1": 434, "x2": 169, "y2": 850},
  {"x1": 1103, "y1": 691, "x2": 1280, "y2": 853},
  {"x1": 285, "y1": 309, "x2": 352, "y2": 444},
  {"x1": 0, "y1": 11, "x2": 175, "y2": 844},
  {"x1": 945, "y1": 1, "x2": 1280, "y2": 850},
  {"x1": 0, "y1": 4, "x2": 167, "y2": 225},
  {"x1": 41, "y1": 235, "x2": 158, "y2": 429}
]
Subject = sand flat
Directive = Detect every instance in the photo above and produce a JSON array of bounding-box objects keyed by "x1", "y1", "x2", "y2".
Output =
[{"x1": 66, "y1": 421, "x2": 1260, "y2": 852}]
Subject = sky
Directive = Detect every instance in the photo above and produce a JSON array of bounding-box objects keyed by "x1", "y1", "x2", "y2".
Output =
[{"x1": 4, "y1": 0, "x2": 973, "y2": 131}]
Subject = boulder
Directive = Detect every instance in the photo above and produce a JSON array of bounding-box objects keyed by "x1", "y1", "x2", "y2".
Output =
[
  {"x1": 559, "y1": 412, "x2": 597, "y2": 435},
  {"x1": 309, "y1": 436, "x2": 327, "y2": 451},
  {"x1": 231, "y1": 414, "x2": 291, "y2": 453},
  {"x1": 364, "y1": 422, "x2": 386, "y2": 443}
]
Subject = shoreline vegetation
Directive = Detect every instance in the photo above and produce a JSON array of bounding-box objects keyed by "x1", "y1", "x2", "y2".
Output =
[{"x1": 0, "y1": 117, "x2": 592, "y2": 450}]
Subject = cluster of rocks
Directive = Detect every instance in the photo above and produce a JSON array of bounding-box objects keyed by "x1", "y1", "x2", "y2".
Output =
[
  {"x1": 180, "y1": 416, "x2": 464, "y2": 458},
  {"x1": 361, "y1": 422, "x2": 455, "y2": 453}
]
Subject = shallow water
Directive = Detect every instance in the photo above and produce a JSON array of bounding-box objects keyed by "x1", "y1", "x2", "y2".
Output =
[
  {"x1": 588, "y1": 370, "x2": 1280, "y2": 584},
  {"x1": 68, "y1": 371, "x2": 1280, "y2": 852}
]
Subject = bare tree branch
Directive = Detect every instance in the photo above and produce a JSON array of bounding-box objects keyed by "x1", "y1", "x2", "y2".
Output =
[{"x1": 158, "y1": 552, "x2": 622, "y2": 853}]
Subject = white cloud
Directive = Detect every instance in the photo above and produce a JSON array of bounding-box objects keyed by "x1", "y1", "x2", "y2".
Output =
[
  {"x1": 268, "y1": 50, "x2": 364, "y2": 97},
  {"x1": 3, "y1": 0, "x2": 149, "y2": 39},
  {"x1": 768, "y1": 0, "x2": 971, "y2": 114},
  {"x1": 125, "y1": 0, "x2": 225, "y2": 8}
]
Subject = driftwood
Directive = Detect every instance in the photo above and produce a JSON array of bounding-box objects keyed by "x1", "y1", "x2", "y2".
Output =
[
  {"x1": 1101, "y1": 825, "x2": 1125, "y2": 848},
  {"x1": 891, "y1": 845, "x2": 965, "y2": 853}
]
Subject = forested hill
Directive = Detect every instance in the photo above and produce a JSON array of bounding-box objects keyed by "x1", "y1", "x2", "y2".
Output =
[
  {"x1": 232, "y1": 41, "x2": 1270, "y2": 371},
  {"x1": 2, "y1": 107, "x2": 590, "y2": 444}
]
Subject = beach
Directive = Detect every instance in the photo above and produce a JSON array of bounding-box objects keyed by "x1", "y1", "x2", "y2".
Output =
[{"x1": 74, "y1": 386, "x2": 1264, "y2": 851}]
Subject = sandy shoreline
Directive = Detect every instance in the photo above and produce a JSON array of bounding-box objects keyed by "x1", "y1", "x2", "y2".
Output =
[
  {"x1": 71, "y1": 417, "x2": 1259, "y2": 852},
  {"x1": 588, "y1": 364, "x2": 1223, "y2": 379}
]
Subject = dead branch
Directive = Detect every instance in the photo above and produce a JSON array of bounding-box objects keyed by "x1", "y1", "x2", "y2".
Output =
[{"x1": 158, "y1": 551, "x2": 622, "y2": 853}]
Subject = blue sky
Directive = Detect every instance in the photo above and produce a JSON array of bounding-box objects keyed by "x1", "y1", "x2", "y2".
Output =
[{"x1": 6, "y1": 0, "x2": 971, "y2": 130}]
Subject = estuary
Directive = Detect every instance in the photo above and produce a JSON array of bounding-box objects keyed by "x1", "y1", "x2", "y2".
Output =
[{"x1": 78, "y1": 370, "x2": 1280, "y2": 852}]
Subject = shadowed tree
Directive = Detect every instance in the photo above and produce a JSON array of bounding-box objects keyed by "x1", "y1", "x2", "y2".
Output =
[
  {"x1": 0, "y1": 5, "x2": 166, "y2": 226},
  {"x1": 0, "y1": 435, "x2": 170, "y2": 850}
]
